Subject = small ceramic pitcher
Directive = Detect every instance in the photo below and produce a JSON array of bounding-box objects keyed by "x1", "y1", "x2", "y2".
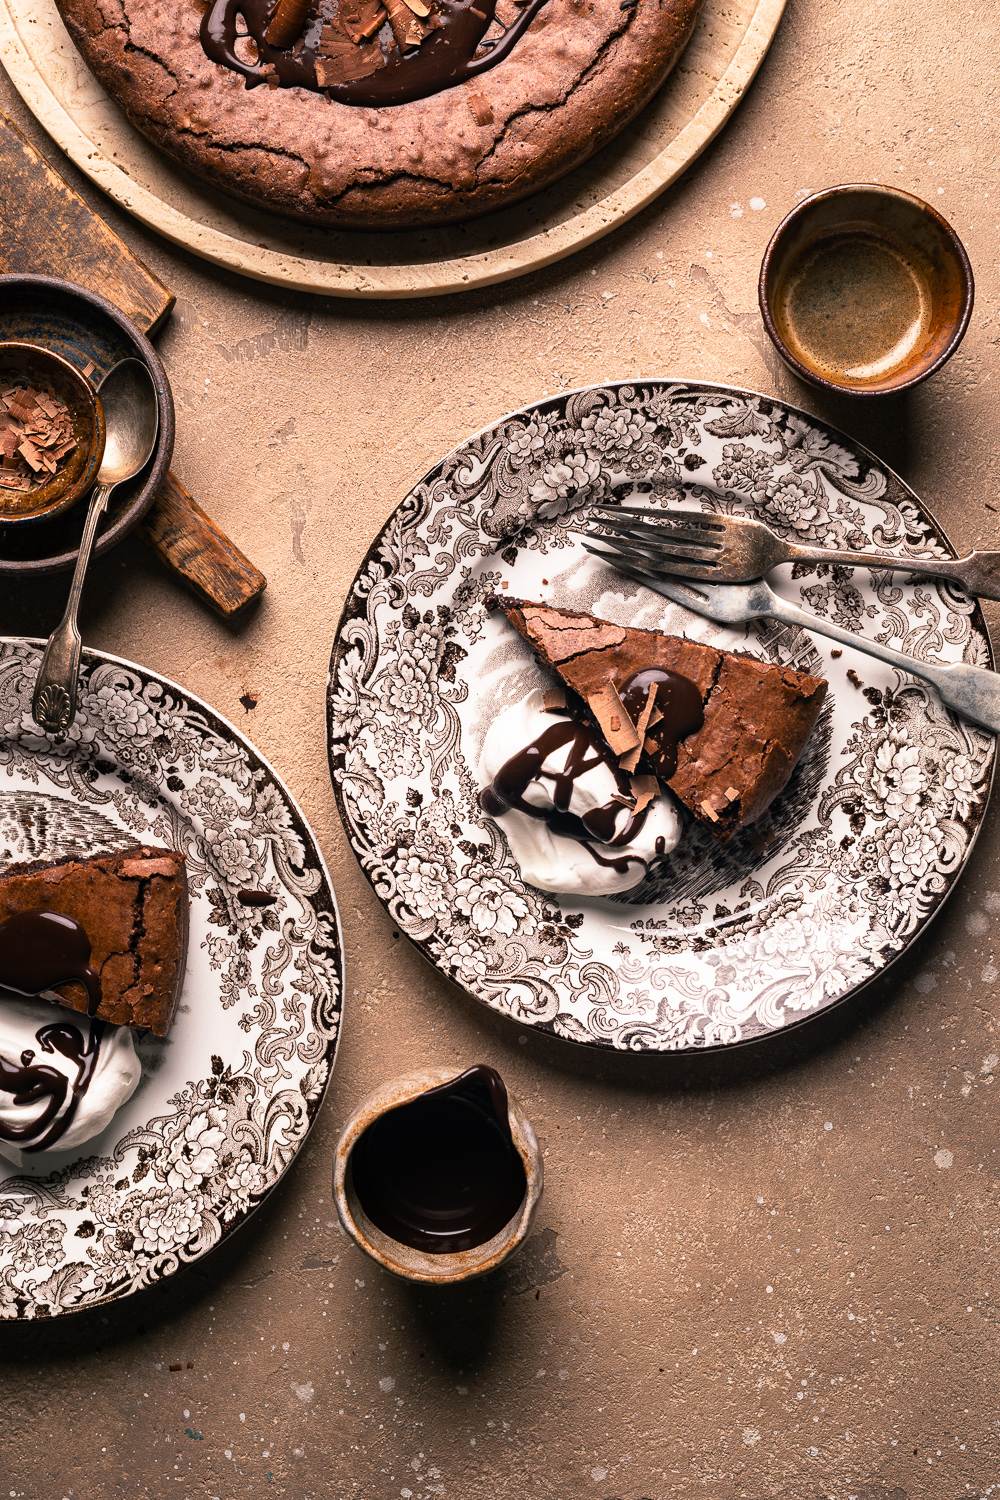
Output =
[{"x1": 333, "y1": 1064, "x2": 543, "y2": 1285}]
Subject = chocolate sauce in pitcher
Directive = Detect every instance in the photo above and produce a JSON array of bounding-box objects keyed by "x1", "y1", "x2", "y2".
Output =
[{"x1": 349, "y1": 1066, "x2": 527, "y2": 1254}]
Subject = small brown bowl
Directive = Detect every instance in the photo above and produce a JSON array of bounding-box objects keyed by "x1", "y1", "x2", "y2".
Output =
[
  {"x1": 0, "y1": 275, "x2": 174, "y2": 577},
  {"x1": 0, "y1": 341, "x2": 105, "y2": 524},
  {"x1": 334, "y1": 1065, "x2": 543, "y2": 1286},
  {"x1": 759, "y1": 184, "x2": 974, "y2": 396}
]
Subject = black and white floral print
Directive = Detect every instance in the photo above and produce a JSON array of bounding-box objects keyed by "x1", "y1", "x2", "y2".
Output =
[
  {"x1": 0, "y1": 644, "x2": 343, "y2": 1319},
  {"x1": 328, "y1": 382, "x2": 993, "y2": 1055}
]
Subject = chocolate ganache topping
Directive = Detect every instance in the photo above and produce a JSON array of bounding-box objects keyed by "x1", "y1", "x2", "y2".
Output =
[
  {"x1": 0, "y1": 909, "x2": 101, "y2": 1014},
  {"x1": 619, "y1": 667, "x2": 705, "y2": 780},
  {"x1": 201, "y1": 0, "x2": 551, "y2": 107}
]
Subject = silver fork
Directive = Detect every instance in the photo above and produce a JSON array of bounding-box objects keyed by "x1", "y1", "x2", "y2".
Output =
[
  {"x1": 584, "y1": 495, "x2": 1000, "y2": 599},
  {"x1": 583, "y1": 542, "x2": 1000, "y2": 735}
]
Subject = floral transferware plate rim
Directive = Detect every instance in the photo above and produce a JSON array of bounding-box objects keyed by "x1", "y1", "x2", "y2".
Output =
[
  {"x1": 326, "y1": 378, "x2": 995, "y2": 1054},
  {"x1": 0, "y1": 637, "x2": 345, "y2": 1318}
]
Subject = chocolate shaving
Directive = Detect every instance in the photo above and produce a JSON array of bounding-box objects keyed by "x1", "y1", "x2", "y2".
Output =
[
  {"x1": 620, "y1": 682, "x2": 658, "y2": 774},
  {"x1": 0, "y1": 380, "x2": 77, "y2": 500},
  {"x1": 316, "y1": 27, "x2": 385, "y2": 84},
  {"x1": 587, "y1": 681, "x2": 640, "y2": 756},
  {"x1": 629, "y1": 774, "x2": 658, "y2": 817},
  {"x1": 385, "y1": 0, "x2": 430, "y2": 49},
  {"x1": 339, "y1": 0, "x2": 388, "y2": 42},
  {"x1": 467, "y1": 90, "x2": 494, "y2": 125}
]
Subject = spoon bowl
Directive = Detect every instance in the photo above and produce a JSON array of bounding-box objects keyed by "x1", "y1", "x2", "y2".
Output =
[{"x1": 96, "y1": 357, "x2": 160, "y2": 487}]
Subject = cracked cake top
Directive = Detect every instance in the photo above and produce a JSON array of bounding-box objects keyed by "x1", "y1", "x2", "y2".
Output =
[{"x1": 55, "y1": 0, "x2": 703, "y2": 228}]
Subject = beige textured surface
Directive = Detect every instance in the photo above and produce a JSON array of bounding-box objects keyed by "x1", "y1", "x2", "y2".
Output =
[{"x1": 1, "y1": 1, "x2": 999, "y2": 1494}]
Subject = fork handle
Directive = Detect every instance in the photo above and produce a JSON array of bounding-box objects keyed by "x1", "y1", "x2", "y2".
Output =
[
  {"x1": 788, "y1": 542, "x2": 1000, "y2": 601},
  {"x1": 766, "y1": 592, "x2": 1000, "y2": 735}
]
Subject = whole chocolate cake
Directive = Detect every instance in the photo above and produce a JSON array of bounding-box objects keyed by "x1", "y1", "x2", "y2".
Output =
[{"x1": 55, "y1": 0, "x2": 703, "y2": 228}]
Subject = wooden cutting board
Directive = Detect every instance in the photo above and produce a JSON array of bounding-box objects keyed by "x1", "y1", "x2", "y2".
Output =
[{"x1": 0, "y1": 111, "x2": 266, "y2": 618}]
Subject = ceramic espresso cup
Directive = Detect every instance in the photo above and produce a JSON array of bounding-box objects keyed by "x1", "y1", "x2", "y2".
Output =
[
  {"x1": 333, "y1": 1064, "x2": 543, "y2": 1285},
  {"x1": 759, "y1": 184, "x2": 974, "y2": 396}
]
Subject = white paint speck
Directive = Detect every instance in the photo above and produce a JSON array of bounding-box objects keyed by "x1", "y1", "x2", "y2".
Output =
[
  {"x1": 729, "y1": 201, "x2": 744, "y2": 218},
  {"x1": 590, "y1": 1467, "x2": 608, "y2": 1483},
  {"x1": 772, "y1": 1331, "x2": 787, "y2": 1345},
  {"x1": 743, "y1": 1427, "x2": 761, "y2": 1446},
  {"x1": 379, "y1": 1377, "x2": 396, "y2": 1394},
  {"x1": 294, "y1": 1381, "x2": 315, "y2": 1404},
  {"x1": 749, "y1": 196, "x2": 767, "y2": 211},
  {"x1": 934, "y1": 1148, "x2": 954, "y2": 1169},
  {"x1": 823, "y1": 1121, "x2": 833, "y2": 1132}
]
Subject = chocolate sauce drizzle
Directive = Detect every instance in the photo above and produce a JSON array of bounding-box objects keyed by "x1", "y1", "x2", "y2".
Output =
[
  {"x1": 619, "y1": 667, "x2": 705, "y2": 780},
  {"x1": 0, "y1": 910, "x2": 101, "y2": 1014},
  {"x1": 201, "y1": 0, "x2": 550, "y2": 108},
  {"x1": 0, "y1": 1019, "x2": 102, "y2": 1154},
  {"x1": 480, "y1": 712, "x2": 651, "y2": 877},
  {"x1": 350, "y1": 1065, "x2": 527, "y2": 1254}
]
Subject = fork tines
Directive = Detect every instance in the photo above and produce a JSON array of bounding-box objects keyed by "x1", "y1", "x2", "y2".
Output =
[{"x1": 577, "y1": 501, "x2": 727, "y2": 577}]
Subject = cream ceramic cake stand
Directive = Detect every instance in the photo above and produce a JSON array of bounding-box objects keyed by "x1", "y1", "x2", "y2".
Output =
[{"x1": 0, "y1": 0, "x2": 785, "y2": 298}]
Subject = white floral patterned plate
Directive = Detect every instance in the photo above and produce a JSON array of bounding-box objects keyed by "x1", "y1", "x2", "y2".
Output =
[
  {"x1": 0, "y1": 640, "x2": 343, "y2": 1318},
  {"x1": 328, "y1": 381, "x2": 994, "y2": 1053}
]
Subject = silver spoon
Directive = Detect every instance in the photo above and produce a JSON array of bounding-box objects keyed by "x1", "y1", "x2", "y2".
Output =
[{"x1": 32, "y1": 359, "x2": 159, "y2": 736}]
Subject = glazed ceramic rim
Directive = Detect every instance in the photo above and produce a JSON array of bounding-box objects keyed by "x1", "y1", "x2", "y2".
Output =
[
  {"x1": 0, "y1": 274, "x2": 174, "y2": 574},
  {"x1": 326, "y1": 377, "x2": 996, "y2": 1056},
  {"x1": 0, "y1": 339, "x2": 106, "y2": 525},
  {"x1": 758, "y1": 183, "x2": 976, "y2": 398},
  {"x1": 0, "y1": 635, "x2": 346, "y2": 1318},
  {"x1": 333, "y1": 1066, "x2": 543, "y2": 1284}
]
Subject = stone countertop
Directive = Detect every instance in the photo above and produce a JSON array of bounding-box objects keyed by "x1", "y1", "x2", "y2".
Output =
[{"x1": 0, "y1": 2, "x2": 998, "y2": 1496}]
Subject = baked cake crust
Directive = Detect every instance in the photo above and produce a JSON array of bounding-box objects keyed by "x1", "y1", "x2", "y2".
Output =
[
  {"x1": 498, "y1": 599, "x2": 828, "y2": 836},
  {"x1": 55, "y1": 0, "x2": 703, "y2": 228},
  {"x1": 0, "y1": 846, "x2": 188, "y2": 1036}
]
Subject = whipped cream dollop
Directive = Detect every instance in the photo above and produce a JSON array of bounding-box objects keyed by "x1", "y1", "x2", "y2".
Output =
[
  {"x1": 0, "y1": 996, "x2": 141, "y2": 1167},
  {"x1": 479, "y1": 690, "x2": 683, "y2": 896}
]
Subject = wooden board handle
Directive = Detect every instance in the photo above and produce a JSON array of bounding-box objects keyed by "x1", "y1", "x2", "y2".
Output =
[{"x1": 142, "y1": 472, "x2": 266, "y2": 620}]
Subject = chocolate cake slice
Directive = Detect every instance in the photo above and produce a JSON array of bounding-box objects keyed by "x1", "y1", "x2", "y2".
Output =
[
  {"x1": 0, "y1": 847, "x2": 188, "y2": 1036},
  {"x1": 496, "y1": 599, "x2": 827, "y2": 837}
]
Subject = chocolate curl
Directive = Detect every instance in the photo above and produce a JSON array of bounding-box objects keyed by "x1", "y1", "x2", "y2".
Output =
[
  {"x1": 619, "y1": 682, "x2": 658, "y2": 774},
  {"x1": 265, "y1": 0, "x2": 311, "y2": 48}
]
